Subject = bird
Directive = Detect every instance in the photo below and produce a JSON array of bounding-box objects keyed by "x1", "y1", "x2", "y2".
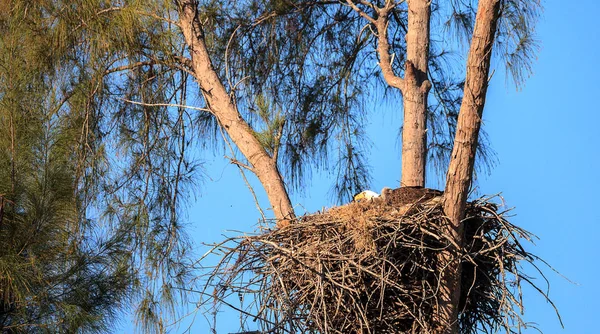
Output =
[
  {"x1": 353, "y1": 190, "x2": 380, "y2": 202},
  {"x1": 380, "y1": 187, "x2": 392, "y2": 200}
]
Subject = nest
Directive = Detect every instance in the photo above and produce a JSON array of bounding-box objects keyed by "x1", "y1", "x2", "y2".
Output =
[{"x1": 201, "y1": 188, "x2": 555, "y2": 334}]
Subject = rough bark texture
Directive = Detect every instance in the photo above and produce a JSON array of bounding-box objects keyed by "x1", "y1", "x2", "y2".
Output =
[
  {"x1": 371, "y1": 3, "x2": 404, "y2": 90},
  {"x1": 402, "y1": 0, "x2": 431, "y2": 187},
  {"x1": 177, "y1": 0, "x2": 294, "y2": 223},
  {"x1": 366, "y1": 0, "x2": 430, "y2": 187},
  {"x1": 360, "y1": 0, "x2": 431, "y2": 187},
  {"x1": 444, "y1": 0, "x2": 500, "y2": 227},
  {"x1": 438, "y1": 0, "x2": 501, "y2": 333}
]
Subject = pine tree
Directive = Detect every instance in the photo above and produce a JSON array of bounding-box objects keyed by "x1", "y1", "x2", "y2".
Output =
[
  {"x1": 0, "y1": 2, "x2": 133, "y2": 331},
  {"x1": 0, "y1": 0, "x2": 541, "y2": 332}
]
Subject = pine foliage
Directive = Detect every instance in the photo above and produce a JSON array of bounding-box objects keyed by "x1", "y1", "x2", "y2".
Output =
[{"x1": 0, "y1": 0, "x2": 542, "y2": 331}]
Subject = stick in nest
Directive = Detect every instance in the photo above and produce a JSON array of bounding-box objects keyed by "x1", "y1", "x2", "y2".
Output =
[{"x1": 196, "y1": 194, "x2": 561, "y2": 334}]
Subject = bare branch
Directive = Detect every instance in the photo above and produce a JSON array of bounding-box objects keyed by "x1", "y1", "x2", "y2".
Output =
[
  {"x1": 225, "y1": 156, "x2": 253, "y2": 172},
  {"x1": 345, "y1": 1, "x2": 404, "y2": 89},
  {"x1": 104, "y1": 61, "x2": 155, "y2": 75},
  {"x1": 374, "y1": 10, "x2": 404, "y2": 90},
  {"x1": 173, "y1": 55, "x2": 193, "y2": 69},
  {"x1": 344, "y1": 1, "x2": 376, "y2": 24},
  {"x1": 117, "y1": 98, "x2": 213, "y2": 114},
  {"x1": 178, "y1": 0, "x2": 294, "y2": 222},
  {"x1": 134, "y1": 9, "x2": 180, "y2": 26},
  {"x1": 217, "y1": 121, "x2": 267, "y2": 222},
  {"x1": 104, "y1": 56, "x2": 195, "y2": 77}
]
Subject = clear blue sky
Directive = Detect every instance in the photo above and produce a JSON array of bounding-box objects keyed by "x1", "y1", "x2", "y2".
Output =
[{"x1": 119, "y1": 1, "x2": 600, "y2": 333}]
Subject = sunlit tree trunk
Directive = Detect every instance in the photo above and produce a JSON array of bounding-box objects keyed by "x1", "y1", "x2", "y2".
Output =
[
  {"x1": 401, "y1": 0, "x2": 431, "y2": 187},
  {"x1": 359, "y1": 0, "x2": 431, "y2": 187},
  {"x1": 438, "y1": 0, "x2": 501, "y2": 332},
  {"x1": 177, "y1": 0, "x2": 294, "y2": 224}
]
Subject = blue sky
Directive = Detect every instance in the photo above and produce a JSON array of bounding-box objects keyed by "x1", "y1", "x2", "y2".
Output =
[{"x1": 118, "y1": 1, "x2": 600, "y2": 333}]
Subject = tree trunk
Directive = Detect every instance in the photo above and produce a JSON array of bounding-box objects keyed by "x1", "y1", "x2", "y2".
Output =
[
  {"x1": 437, "y1": 0, "x2": 501, "y2": 332},
  {"x1": 401, "y1": 0, "x2": 431, "y2": 187},
  {"x1": 368, "y1": 0, "x2": 431, "y2": 187},
  {"x1": 177, "y1": 0, "x2": 294, "y2": 224}
]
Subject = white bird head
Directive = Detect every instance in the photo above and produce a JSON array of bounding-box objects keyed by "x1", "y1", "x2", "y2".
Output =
[{"x1": 353, "y1": 190, "x2": 380, "y2": 202}]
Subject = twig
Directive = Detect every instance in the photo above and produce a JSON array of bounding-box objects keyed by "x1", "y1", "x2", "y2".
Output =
[{"x1": 117, "y1": 98, "x2": 213, "y2": 114}]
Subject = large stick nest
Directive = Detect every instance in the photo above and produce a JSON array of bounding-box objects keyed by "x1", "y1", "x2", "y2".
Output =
[{"x1": 202, "y1": 188, "x2": 556, "y2": 333}]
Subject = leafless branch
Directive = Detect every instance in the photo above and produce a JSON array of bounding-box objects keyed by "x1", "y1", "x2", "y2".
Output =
[
  {"x1": 216, "y1": 120, "x2": 268, "y2": 222},
  {"x1": 198, "y1": 194, "x2": 559, "y2": 333},
  {"x1": 117, "y1": 98, "x2": 213, "y2": 114},
  {"x1": 104, "y1": 61, "x2": 155, "y2": 75},
  {"x1": 344, "y1": 0, "x2": 376, "y2": 24}
]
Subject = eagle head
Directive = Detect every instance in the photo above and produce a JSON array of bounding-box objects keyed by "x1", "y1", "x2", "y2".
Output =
[{"x1": 353, "y1": 190, "x2": 380, "y2": 202}]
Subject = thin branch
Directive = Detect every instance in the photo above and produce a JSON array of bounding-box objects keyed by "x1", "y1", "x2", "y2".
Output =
[
  {"x1": 104, "y1": 61, "x2": 155, "y2": 75},
  {"x1": 216, "y1": 119, "x2": 267, "y2": 222},
  {"x1": 226, "y1": 156, "x2": 253, "y2": 171},
  {"x1": 105, "y1": 57, "x2": 195, "y2": 77},
  {"x1": 117, "y1": 98, "x2": 213, "y2": 114},
  {"x1": 344, "y1": 1, "x2": 376, "y2": 24},
  {"x1": 225, "y1": 25, "x2": 242, "y2": 92},
  {"x1": 134, "y1": 9, "x2": 180, "y2": 26},
  {"x1": 173, "y1": 55, "x2": 194, "y2": 70},
  {"x1": 198, "y1": 194, "x2": 557, "y2": 333}
]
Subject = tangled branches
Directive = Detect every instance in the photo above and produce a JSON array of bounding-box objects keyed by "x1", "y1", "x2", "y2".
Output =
[{"x1": 199, "y1": 189, "x2": 557, "y2": 333}]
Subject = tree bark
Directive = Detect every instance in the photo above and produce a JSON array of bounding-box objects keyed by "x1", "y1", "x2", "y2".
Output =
[
  {"x1": 177, "y1": 0, "x2": 294, "y2": 224},
  {"x1": 401, "y1": 0, "x2": 431, "y2": 187},
  {"x1": 365, "y1": 0, "x2": 430, "y2": 187},
  {"x1": 438, "y1": 0, "x2": 501, "y2": 332}
]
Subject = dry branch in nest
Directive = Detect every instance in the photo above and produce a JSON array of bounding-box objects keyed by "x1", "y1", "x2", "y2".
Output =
[{"x1": 199, "y1": 188, "x2": 557, "y2": 334}]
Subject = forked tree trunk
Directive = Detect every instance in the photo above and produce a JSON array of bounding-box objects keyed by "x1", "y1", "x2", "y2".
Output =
[
  {"x1": 365, "y1": 0, "x2": 431, "y2": 187},
  {"x1": 402, "y1": 0, "x2": 431, "y2": 187},
  {"x1": 438, "y1": 0, "x2": 501, "y2": 333},
  {"x1": 177, "y1": 0, "x2": 294, "y2": 224}
]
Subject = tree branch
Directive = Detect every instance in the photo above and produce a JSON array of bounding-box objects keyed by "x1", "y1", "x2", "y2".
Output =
[
  {"x1": 444, "y1": 0, "x2": 501, "y2": 226},
  {"x1": 438, "y1": 1, "x2": 502, "y2": 333},
  {"x1": 345, "y1": 1, "x2": 404, "y2": 89},
  {"x1": 344, "y1": 0, "x2": 376, "y2": 24},
  {"x1": 374, "y1": 6, "x2": 405, "y2": 90},
  {"x1": 173, "y1": 55, "x2": 193, "y2": 69},
  {"x1": 117, "y1": 98, "x2": 213, "y2": 114},
  {"x1": 176, "y1": 0, "x2": 295, "y2": 223},
  {"x1": 104, "y1": 61, "x2": 155, "y2": 75}
]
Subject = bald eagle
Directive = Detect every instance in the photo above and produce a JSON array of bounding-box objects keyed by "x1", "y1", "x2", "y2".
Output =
[
  {"x1": 353, "y1": 187, "x2": 392, "y2": 202},
  {"x1": 353, "y1": 190, "x2": 380, "y2": 202}
]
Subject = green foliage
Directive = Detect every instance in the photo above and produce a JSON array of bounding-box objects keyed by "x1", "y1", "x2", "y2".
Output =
[
  {"x1": 0, "y1": 0, "x2": 542, "y2": 331},
  {"x1": 203, "y1": 0, "x2": 535, "y2": 197},
  {"x1": 426, "y1": 0, "x2": 540, "y2": 180},
  {"x1": 252, "y1": 94, "x2": 286, "y2": 156},
  {"x1": 442, "y1": 0, "x2": 541, "y2": 87},
  {"x1": 0, "y1": 2, "x2": 141, "y2": 332},
  {"x1": 202, "y1": 0, "x2": 376, "y2": 201},
  {"x1": 0, "y1": 66, "x2": 133, "y2": 333},
  {"x1": 497, "y1": 0, "x2": 542, "y2": 87}
]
